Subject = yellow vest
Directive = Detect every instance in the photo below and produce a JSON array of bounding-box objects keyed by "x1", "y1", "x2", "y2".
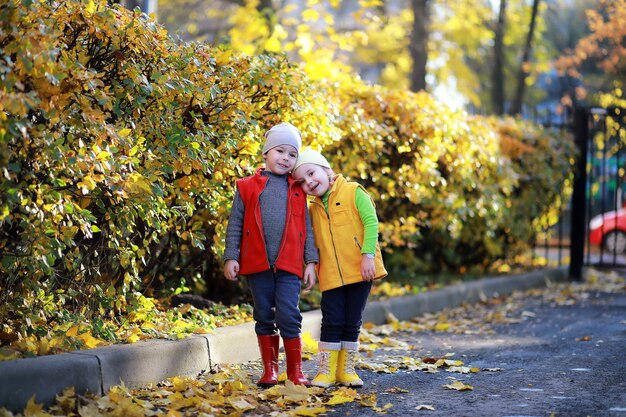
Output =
[{"x1": 309, "y1": 175, "x2": 387, "y2": 292}]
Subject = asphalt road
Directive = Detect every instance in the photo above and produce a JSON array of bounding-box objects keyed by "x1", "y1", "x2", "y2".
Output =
[{"x1": 318, "y1": 282, "x2": 626, "y2": 417}]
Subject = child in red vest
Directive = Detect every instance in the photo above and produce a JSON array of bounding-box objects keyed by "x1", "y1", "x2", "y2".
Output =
[
  {"x1": 292, "y1": 149, "x2": 387, "y2": 388},
  {"x1": 223, "y1": 122, "x2": 318, "y2": 387}
]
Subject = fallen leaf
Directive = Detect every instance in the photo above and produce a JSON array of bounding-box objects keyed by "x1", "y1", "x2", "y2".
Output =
[
  {"x1": 228, "y1": 397, "x2": 256, "y2": 411},
  {"x1": 267, "y1": 380, "x2": 312, "y2": 403},
  {"x1": 293, "y1": 405, "x2": 328, "y2": 416},
  {"x1": 443, "y1": 380, "x2": 474, "y2": 391},
  {"x1": 326, "y1": 390, "x2": 356, "y2": 406},
  {"x1": 384, "y1": 387, "x2": 409, "y2": 393}
]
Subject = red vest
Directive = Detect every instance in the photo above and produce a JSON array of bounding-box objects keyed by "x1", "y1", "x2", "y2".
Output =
[{"x1": 236, "y1": 168, "x2": 308, "y2": 278}]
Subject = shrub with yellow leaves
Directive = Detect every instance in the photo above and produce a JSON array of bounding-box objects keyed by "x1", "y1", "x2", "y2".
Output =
[
  {"x1": 0, "y1": 0, "x2": 337, "y2": 346},
  {"x1": 0, "y1": 0, "x2": 574, "y2": 359}
]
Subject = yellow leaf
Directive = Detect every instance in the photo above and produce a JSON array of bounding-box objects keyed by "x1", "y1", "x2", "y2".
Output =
[
  {"x1": 123, "y1": 172, "x2": 153, "y2": 196},
  {"x1": 24, "y1": 395, "x2": 53, "y2": 416},
  {"x1": 78, "y1": 332, "x2": 106, "y2": 349},
  {"x1": 193, "y1": 327, "x2": 210, "y2": 334},
  {"x1": 357, "y1": 392, "x2": 377, "y2": 407},
  {"x1": 443, "y1": 380, "x2": 473, "y2": 391},
  {"x1": 228, "y1": 397, "x2": 256, "y2": 411},
  {"x1": 118, "y1": 128, "x2": 132, "y2": 138},
  {"x1": 293, "y1": 406, "x2": 328, "y2": 416},
  {"x1": 326, "y1": 390, "x2": 356, "y2": 405},
  {"x1": 268, "y1": 380, "x2": 312, "y2": 402},
  {"x1": 301, "y1": 331, "x2": 318, "y2": 353},
  {"x1": 434, "y1": 322, "x2": 450, "y2": 331},
  {"x1": 84, "y1": 0, "x2": 96, "y2": 16},
  {"x1": 96, "y1": 151, "x2": 111, "y2": 160},
  {"x1": 66, "y1": 325, "x2": 81, "y2": 337}
]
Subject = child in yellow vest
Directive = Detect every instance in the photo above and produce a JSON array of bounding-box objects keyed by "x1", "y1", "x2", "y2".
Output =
[{"x1": 292, "y1": 150, "x2": 387, "y2": 387}]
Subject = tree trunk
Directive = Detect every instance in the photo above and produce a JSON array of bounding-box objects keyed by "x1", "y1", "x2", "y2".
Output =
[
  {"x1": 509, "y1": 0, "x2": 541, "y2": 116},
  {"x1": 492, "y1": 0, "x2": 507, "y2": 115},
  {"x1": 409, "y1": 0, "x2": 430, "y2": 92}
]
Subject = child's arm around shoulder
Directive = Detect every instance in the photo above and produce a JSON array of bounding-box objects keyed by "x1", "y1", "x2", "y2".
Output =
[{"x1": 301, "y1": 187, "x2": 319, "y2": 290}]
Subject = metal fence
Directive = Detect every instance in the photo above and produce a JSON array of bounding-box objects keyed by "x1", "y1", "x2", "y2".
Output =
[
  {"x1": 581, "y1": 107, "x2": 626, "y2": 270},
  {"x1": 531, "y1": 106, "x2": 626, "y2": 278}
]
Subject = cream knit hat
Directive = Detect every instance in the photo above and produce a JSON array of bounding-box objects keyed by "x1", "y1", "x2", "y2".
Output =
[
  {"x1": 293, "y1": 149, "x2": 331, "y2": 175},
  {"x1": 262, "y1": 122, "x2": 302, "y2": 155}
]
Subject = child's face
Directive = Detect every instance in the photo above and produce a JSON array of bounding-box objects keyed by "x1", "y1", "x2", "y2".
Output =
[
  {"x1": 263, "y1": 145, "x2": 298, "y2": 175},
  {"x1": 292, "y1": 163, "x2": 331, "y2": 197}
]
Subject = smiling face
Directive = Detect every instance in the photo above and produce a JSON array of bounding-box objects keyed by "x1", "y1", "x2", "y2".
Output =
[
  {"x1": 292, "y1": 163, "x2": 332, "y2": 197},
  {"x1": 263, "y1": 145, "x2": 298, "y2": 175}
]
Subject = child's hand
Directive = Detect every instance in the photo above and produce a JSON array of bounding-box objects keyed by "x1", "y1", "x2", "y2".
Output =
[
  {"x1": 302, "y1": 263, "x2": 317, "y2": 291},
  {"x1": 361, "y1": 255, "x2": 376, "y2": 281},
  {"x1": 224, "y1": 259, "x2": 240, "y2": 281}
]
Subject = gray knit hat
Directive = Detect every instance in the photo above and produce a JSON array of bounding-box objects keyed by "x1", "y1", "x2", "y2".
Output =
[{"x1": 262, "y1": 122, "x2": 302, "y2": 155}]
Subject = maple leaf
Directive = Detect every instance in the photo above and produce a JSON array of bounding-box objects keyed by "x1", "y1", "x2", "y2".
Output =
[
  {"x1": 447, "y1": 366, "x2": 473, "y2": 373},
  {"x1": 228, "y1": 397, "x2": 257, "y2": 411},
  {"x1": 267, "y1": 380, "x2": 313, "y2": 403},
  {"x1": 358, "y1": 392, "x2": 377, "y2": 407},
  {"x1": 326, "y1": 390, "x2": 356, "y2": 405},
  {"x1": 23, "y1": 396, "x2": 53, "y2": 417},
  {"x1": 443, "y1": 380, "x2": 474, "y2": 391}
]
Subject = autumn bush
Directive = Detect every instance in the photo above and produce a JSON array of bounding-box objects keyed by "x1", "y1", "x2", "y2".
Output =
[
  {"x1": 312, "y1": 79, "x2": 575, "y2": 280},
  {"x1": 0, "y1": 0, "x2": 338, "y2": 346},
  {"x1": 0, "y1": 0, "x2": 575, "y2": 355}
]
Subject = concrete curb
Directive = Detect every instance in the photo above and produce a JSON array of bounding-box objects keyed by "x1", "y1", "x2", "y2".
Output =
[{"x1": 0, "y1": 266, "x2": 568, "y2": 412}]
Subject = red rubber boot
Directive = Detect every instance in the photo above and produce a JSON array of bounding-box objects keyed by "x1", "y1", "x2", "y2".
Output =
[
  {"x1": 257, "y1": 334, "x2": 280, "y2": 387},
  {"x1": 283, "y1": 337, "x2": 311, "y2": 386}
]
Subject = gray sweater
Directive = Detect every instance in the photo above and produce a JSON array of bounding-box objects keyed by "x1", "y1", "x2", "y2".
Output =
[{"x1": 223, "y1": 170, "x2": 319, "y2": 267}]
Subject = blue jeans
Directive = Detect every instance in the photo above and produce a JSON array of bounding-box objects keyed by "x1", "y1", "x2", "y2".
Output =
[
  {"x1": 246, "y1": 269, "x2": 303, "y2": 339},
  {"x1": 320, "y1": 280, "x2": 372, "y2": 343}
]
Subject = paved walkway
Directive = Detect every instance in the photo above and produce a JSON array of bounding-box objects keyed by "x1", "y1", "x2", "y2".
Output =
[{"x1": 320, "y1": 274, "x2": 626, "y2": 417}]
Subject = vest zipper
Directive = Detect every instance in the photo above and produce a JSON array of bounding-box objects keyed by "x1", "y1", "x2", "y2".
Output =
[
  {"x1": 254, "y1": 196, "x2": 269, "y2": 270},
  {"x1": 325, "y1": 206, "x2": 345, "y2": 286},
  {"x1": 353, "y1": 236, "x2": 362, "y2": 250},
  {"x1": 273, "y1": 184, "x2": 292, "y2": 272}
]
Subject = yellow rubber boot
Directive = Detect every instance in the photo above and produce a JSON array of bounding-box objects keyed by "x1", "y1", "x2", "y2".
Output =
[
  {"x1": 336, "y1": 341, "x2": 363, "y2": 387},
  {"x1": 311, "y1": 341, "x2": 341, "y2": 388}
]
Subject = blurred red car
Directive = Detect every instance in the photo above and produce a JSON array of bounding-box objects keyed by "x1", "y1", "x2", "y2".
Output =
[{"x1": 588, "y1": 208, "x2": 626, "y2": 253}]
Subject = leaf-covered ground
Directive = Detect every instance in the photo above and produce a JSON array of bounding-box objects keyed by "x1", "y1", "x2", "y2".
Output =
[
  {"x1": 2, "y1": 268, "x2": 624, "y2": 417},
  {"x1": 0, "y1": 279, "x2": 428, "y2": 361}
]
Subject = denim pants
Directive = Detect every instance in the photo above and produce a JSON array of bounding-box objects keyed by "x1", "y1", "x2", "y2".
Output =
[
  {"x1": 320, "y1": 280, "x2": 373, "y2": 343},
  {"x1": 246, "y1": 269, "x2": 303, "y2": 339}
]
